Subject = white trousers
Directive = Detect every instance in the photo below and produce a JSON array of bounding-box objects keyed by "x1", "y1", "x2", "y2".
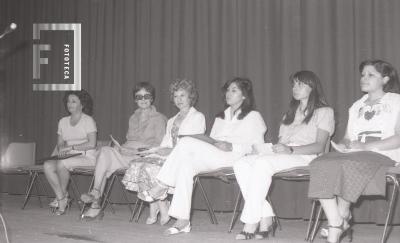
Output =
[
  {"x1": 234, "y1": 153, "x2": 315, "y2": 224},
  {"x1": 157, "y1": 137, "x2": 242, "y2": 220}
]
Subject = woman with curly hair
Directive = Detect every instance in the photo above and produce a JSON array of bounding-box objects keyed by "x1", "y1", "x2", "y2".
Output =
[
  {"x1": 44, "y1": 89, "x2": 97, "y2": 215},
  {"x1": 122, "y1": 79, "x2": 206, "y2": 226}
]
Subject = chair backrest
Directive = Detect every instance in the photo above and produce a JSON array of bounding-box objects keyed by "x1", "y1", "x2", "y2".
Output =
[{"x1": 1, "y1": 142, "x2": 36, "y2": 169}]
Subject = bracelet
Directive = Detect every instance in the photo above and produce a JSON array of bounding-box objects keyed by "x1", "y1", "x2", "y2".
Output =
[{"x1": 289, "y1": 146, "x2": 294, "y2": 154}]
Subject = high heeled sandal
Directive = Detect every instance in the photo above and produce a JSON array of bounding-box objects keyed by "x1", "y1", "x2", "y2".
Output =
[
  {"x1": 255, "y1": 221, "x2": 277, "y2": 240},
  {"x1": 55, "y1": 196, "x2": 71, "y2": 216},
  {"x1": 146, "y1": 208, "x2": 160, "y2": 225},
  {"x1": 80, "y1": 189, "x2": 100, "y2": 204},
  {"x1": 49, "y1": 192, "x2": 69, "y2": 212},
  {"x1": 235, "y1": 231, "x2": 256, "y2": 240},
  {"x1": 81, "y1": 203, "x2": 104, "y2": 221},
  {"x1": 325, "y1": 219, "x2": 353, "y2": 243},
  {"x1": 321, "y1": 213, "x2": 353, "y2": 240},
  {"x1": 164, "y1": 223, "x2": 191, "y2": 235}
]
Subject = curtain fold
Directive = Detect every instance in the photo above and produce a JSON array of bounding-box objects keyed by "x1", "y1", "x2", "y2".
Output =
[
  {"x1": 2, "y1": 0, "x2": 400, "y2": 157},
  {"x1": 1, "y1": 0, "x2": 400, "y2": 222}
]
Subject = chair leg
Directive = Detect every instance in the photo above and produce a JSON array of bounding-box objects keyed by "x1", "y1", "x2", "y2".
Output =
[
  {"x1": 117, "y1": 178, "x2": 133, "y2": 214},
  {"x1": 228, "y1": 191, "x2": 242, "y2": 232},
  {"x1": 34, "y1": 174, "x2": 43, "y2": 208},
  {"x1": 135, "y1": 200, "x2": 145, "y2": 223},
  {"x1": 36, "y1": 173, "x2": 51, "y2": 201},
  {"x1": 381, "y1": 175, "x2": 399, "y2": 243},
  {"x1": 21, "y1": 171, "x2": 38, "y2": 209},
  {"x1": 196, "y1": 177, "x2": 218, "y2": 224},
  {"x1": 130, "y1": 197, "x2": 141, "y2": 222},
  {"x1": 69, "y1": 175, "x2": 83, "y2": 210},
  {"x1": 305, "y1": 200, "x2": 317, "y2": 241},
  {"x1": 267, "y1": 195, "x2": 282, "y2": 231},
  {"x1": 80, "y1": 175, "x2": 95, "y2": 219},
  {"x1": 309, "y1": 202, "x2": 323, "y2": 242},
  {"x1": 101, "y1": 174, "x2": 117, "y2": 215}
]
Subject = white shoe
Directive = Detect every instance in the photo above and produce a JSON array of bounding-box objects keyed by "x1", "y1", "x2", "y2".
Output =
[{"x1": 164, "y1": 223, "x2": 191, "y2": 235}]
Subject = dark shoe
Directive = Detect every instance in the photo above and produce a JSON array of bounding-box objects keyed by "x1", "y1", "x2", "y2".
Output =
[
  {"x1": 235, "y1": 231, "x2": 256, "y2": 240},
  {"x1": 81, "y1": 203, "x2": 104, "y2": 221},
  {"x1": 255, "y1": 221, "x2": 277, "y2": 239}
]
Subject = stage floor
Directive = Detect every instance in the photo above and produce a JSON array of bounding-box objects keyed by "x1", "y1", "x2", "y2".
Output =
[{"x1": 0, "y1": 193, "x2": 399, "y2": 243}]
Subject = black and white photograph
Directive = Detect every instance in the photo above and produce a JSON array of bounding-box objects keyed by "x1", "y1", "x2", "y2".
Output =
[{"x1": 0, "y1": 0, "x2": 400, "y2": 242}]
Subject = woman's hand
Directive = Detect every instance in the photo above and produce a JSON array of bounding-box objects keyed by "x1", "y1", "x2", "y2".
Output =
[
  {"x1": 155, "y1": 147, "x2": 173, "y2": 156},
  {"x1": 214, "y1": 141, "x2": 233, "y2": 151},
  {"x1": 272, "y1": 143, "x2": 292, "y2": 154},
  {"x1": 119, "y1": 146, "x2": 139, "y2": 156},
  {"x1": 58, "y1": 145, "x2": 72, "y2": 156},
  {"x1": 348, "y1": 140, "x2": 366, "y2": 150}
]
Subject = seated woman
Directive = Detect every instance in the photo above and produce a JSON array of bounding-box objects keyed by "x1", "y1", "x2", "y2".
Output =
[
  {"x1": 44, "y1": 89, "x2": 97, "y2": 215},
  {"x1": 80, "y1": 82, "x2": 167, "y2": 220},
  {"x1": 308, "y1": 59, "x2": 400, "y2": 243},
  {"x1": 142, "y1": 77, "x2": 267, "y2": 235},
  {"x1": 122, "y1": 79, "x2": 206, "y2": 225},
  {"x1": 233, "y1": 71, "x2": 334, "y2": 240}
]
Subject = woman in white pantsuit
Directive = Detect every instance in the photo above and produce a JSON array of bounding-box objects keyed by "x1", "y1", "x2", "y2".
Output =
[
  {"x1": 141, "y1": 77, "x2": 267, "y2": 235},
  {"x1": 234, "y1": 71, "x2": 335, "y2": 240}
]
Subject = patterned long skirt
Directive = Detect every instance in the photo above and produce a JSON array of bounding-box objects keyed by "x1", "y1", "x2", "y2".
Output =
[{"x1": 308, "y1": 151, "x2": 395, "y2": 203}]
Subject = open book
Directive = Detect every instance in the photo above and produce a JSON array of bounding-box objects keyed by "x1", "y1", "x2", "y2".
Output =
[{"x1": 36, "y1": 153, "x2": 82, "y2": 163}]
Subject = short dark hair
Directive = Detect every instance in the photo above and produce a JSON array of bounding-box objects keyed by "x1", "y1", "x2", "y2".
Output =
[
  {"x1": 359, "y1": 59, "x2": 400, "y2": 93},
  {"x1": 216, "y1": 77, "x2": 255, "y2": 120},
  {"x1": 63, "y1": 89, "x2": 93, "y2": 115},
  {"x1": 133, "y1": 82, "x2": 156, "y2": 104}
]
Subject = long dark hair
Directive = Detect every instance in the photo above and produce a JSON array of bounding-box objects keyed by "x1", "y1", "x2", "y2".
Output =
[
  {"x1": 63, "y1": 89, "x2": 93, "y2": 115},
  {"x1": 359, "y1": 59, "x2": 400, "y2": 94},
  {"x1": 216, "y1": 77, "x2": 255, "y2": 120},
  {"x1": 282, "y1": 71, "x2": 328, "y2": 125}
]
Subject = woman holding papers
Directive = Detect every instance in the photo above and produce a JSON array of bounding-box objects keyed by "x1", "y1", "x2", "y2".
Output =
[
  {"x1": 140, "y1": 77, "x2": 267, "y2": 235},
  {"x1": 234, "y1": 71, "x2": 334, "y2": 240},
  {"x1": 80, "y1": 82, "x2": 167, "y2": 220},
  {"x1": 44, "y1": 89, "x2": 97, "y2": 215},
  {"x1": 122, "y1": 78, "x2": 206, "y2": 225},
  {"x1": 308, "y1": 60, "x2": 400, "y2": 243}
]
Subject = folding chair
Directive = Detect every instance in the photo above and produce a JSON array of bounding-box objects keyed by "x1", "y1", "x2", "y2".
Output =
[
  {"x1": 194, "y1": 167, "x2": 281, "y2": 232},
  {"x1": 307, "y1": 166, "x2": 400, "y2": 243},
  {"x1": 272, "y1": 166, "x2": 317, "y2": 241},
  {"x1": 0, "y1": 142, "x2": 50, "y2": 209}
]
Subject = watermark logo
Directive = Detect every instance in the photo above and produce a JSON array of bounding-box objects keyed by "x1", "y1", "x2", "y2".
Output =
[{"x1": 33, "y1": 23, "x2": 81, "y2": 91}]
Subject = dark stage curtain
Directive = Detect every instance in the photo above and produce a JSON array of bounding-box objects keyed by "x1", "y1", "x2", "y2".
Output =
[{"x1": 1, "y1": 0, "x2": 400, "y2": 223}]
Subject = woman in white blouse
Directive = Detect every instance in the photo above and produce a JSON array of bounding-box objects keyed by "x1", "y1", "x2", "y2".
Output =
[
  {"x1": 141, "y1": 77, "x2": 267, "y2": 235},
  {"x1": 234, "y1": 71, "x2": 334, "y2": 240},
  {"x1": 122, "y1": 79, "x2": 206, "y2": 225},
  {"x1": 43, "y1": 90, "x2": 97, "y2": 215}
]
